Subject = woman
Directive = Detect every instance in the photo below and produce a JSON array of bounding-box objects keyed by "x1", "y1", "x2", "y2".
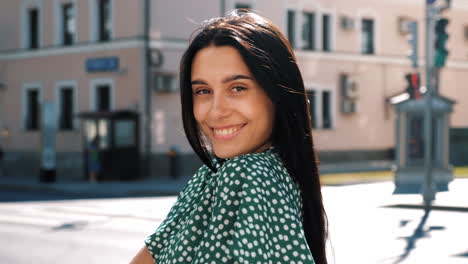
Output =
[{"x1": 131, "y1": 10, "x2": 328, "y2": 264}]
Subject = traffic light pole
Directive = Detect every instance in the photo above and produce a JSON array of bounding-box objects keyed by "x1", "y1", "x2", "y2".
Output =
[{"x1": 423, "y1": 1, "x2": 436, "y2": 207}]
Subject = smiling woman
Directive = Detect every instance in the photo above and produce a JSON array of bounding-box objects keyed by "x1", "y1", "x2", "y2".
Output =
[
  {"x1": 191, "y1": 46, "x2": 275, "y2": 159},
  {"x1": 130, "y1": 10, "x2": 328, "y2": 264}
]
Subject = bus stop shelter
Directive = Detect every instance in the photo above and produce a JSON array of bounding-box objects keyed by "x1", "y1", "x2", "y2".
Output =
[{"x1": 78, "y1": 110, "x2": 140, "y2": 181}]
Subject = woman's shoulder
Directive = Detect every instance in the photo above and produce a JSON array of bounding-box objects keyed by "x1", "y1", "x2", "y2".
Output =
[
  {"x1": 220, "y1": 147, "x2": 282, "y2": 171},
  {"x1": 217, "y1": 147, "x2": 298, "y2": 193},
  {"x1": 218, "y1": 147, "x2": 302, "y2": 211}
]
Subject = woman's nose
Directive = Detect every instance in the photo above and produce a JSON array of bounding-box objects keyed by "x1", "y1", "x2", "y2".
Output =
[{"x1": 209, "y1": 93, "x2": 231, "y2": 119}]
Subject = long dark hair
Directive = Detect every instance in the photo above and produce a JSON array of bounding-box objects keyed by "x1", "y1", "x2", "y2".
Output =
[{"x1": 180, "y1": 10, "x2": 328, "y2": 264}]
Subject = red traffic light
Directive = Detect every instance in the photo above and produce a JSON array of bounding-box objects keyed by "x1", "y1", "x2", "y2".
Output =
[{"x1": 405, "y1": 73, "x2": 422, "y2": 100}]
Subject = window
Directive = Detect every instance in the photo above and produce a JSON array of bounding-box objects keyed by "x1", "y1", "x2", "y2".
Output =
[
  {"x1": 97, "y1": 0, "x2": 112, "y2": 42},
  {"x1": 28, "y1": 8, "x2": 39, "y2": 49},
  {"x1": 408, "y1": 116, "x2": 437, "y2": 164},
  {"x1": 59, "y1": 87, "x2": 75, "y2": 130},
  {"x1": 302, "y1": 12, "x2": 316, "y2": 50},
  {"x1": 96, "y1": 84, "x2": 111, "y2": 111},
  {"x1": 154, "y1": 74, "x2": 177, "y2": 93},
  {"x1": 306, "y1": 89, "x2": 333, "y2": 129},
  {"x1": 322, "y1": 14, "x2": 331, "y2": 52},
  {"x1": 62, "y1": 3, "x2": 76, "y2": 46},
  {"x1": 361, "y1": 18, "x2": 375, "y2": 54},
  {"x1": 25, "y1": 88, "x2": 40, "y2": 130},
  {"x1": 235, "y1": 3, "x2": 251, "y2": 11},
  {"x1": 322, "y1": 91, "x2": 331, "y2": 129},
  {"x1": 287, "y1": 10, "x2": 296, "y2": 48},
  {"x1": 306, "y1": 91, "x2": 317, "y2": 129}
]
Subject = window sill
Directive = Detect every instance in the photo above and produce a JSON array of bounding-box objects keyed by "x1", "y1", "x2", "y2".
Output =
[{"x1": 58, "y1": 129, "x2": 80, "y2": 133}]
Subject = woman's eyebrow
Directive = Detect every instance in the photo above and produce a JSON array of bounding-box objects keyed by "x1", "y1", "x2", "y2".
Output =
[
  {"x1": 191, "y1": 79, "x2": 207, "y2": 85},
  {"x1": 221, "y1": 74, "x2": 252, "y2": 83},
  {"x1": 191, "y1": 74, "x2": 253, "y2": 85}
]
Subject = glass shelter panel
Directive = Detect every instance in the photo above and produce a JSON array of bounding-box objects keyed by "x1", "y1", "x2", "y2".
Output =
[
  {"x1": 407, "y1": 115, "x2": 438, "y2": 166},
  {"x1": 115, "y1": 120, "x2": 135, "y2": 147}
]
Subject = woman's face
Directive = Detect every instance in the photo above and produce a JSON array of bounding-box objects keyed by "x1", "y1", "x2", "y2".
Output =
[{"x1": 191, "y1": 45, "x2": 275, "y2": 159}]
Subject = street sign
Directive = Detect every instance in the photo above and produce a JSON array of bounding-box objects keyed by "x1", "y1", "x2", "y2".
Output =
[{"x1": 86, "y1": 57, "x2": 120, "y2": 72}]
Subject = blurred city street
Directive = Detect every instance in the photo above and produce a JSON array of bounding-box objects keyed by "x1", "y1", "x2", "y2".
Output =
[
  {"x1": 1, "y1": 0, "x2": 468, "y2": 263},
  {"x1": 1, "y1": 178, "x2": 467, "y2": 264}
]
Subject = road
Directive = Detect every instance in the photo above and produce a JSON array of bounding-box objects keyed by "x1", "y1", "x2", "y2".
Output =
[
  {"x1": 0, "y1": 190, "x2": 177, "y2": 264},
  {"x1": 0, "y1": 180, "x2": 467, "y2": 264}
]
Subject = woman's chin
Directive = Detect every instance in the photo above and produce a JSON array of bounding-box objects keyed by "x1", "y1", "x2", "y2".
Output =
[
  {"x1": 212, "y1": 145, "x2": 242, "y2": 159},
  {"x1": 213, "y1": 150, "x2": 237, "y2": 159}
]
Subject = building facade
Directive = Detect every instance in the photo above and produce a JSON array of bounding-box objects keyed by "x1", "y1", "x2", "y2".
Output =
[{"x1": 0, "y1": 0, "x2": 467, "y2": 181}]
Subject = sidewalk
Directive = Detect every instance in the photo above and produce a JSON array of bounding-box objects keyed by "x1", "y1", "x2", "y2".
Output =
[
  {"x1": 320, "y1": 159, "x2": 394, "y2": 174},
  {"x1": 0, "y1": 160, "x2": 394, "y2": 197},
  {"x1": 0, "y1": 176, "x2": 192, "y2": 197},
  {"x1": 2, "y1": 159, "x2": 466, "y2": 198}
]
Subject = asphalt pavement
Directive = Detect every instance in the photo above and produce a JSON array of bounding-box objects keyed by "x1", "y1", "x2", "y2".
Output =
[{"x1": 1, "y1": 178, "x2": 467, "y2": 264}]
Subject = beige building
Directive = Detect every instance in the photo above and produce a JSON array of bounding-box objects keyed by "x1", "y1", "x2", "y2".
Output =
[{"x1": 0, "y1": 0, "x2": 467, "y2": 181}]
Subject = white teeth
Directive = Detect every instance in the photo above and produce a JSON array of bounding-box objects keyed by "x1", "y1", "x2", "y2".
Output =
[{"x1": 214, "y1": 126, "x2": 242, "y2": 137}]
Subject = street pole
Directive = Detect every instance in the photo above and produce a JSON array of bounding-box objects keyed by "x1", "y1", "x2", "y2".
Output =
[
  {"x1": 423, "y1": 1, "x2": 436, "y2": 207},
  {"x1": 221, "y1": 0, "x2": 226, "y2": 15},
  {"x1": 144, "y1": 0, "x2": 152, "y2": 179}
]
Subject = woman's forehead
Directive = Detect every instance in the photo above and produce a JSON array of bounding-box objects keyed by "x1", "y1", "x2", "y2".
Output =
[{"x1": 191, "y1": 46, "x2": 252, "y2": 79}]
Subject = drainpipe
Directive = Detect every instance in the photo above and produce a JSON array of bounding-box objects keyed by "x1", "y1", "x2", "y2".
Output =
[
  {"x1": 143, "y1": 0, "x2": 152, "y2": 179},
  {"x1": 221, "y1": 0, "x2": 226, "y2": 15}
]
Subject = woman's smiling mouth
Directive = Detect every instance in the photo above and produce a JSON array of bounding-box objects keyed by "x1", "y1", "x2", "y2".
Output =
[{"x1": 211, "y1": 124, "x2": 246, "y2": 140}]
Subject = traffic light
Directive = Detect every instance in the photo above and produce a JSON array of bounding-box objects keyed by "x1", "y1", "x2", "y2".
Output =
[
  {"x1": 434, "y1": 18, "x2": 449, "y2": 68},
  {"x1": 405, "y1": 73, "x2": 421, "y2": 100},
  {"x1": 407, "y1": 21, "x2": 418, "y2": 68}
]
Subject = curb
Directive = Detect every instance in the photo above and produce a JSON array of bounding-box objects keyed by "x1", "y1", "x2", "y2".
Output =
[{"x1": 0, "y1": 181, "x2": 187, "y2": 198}]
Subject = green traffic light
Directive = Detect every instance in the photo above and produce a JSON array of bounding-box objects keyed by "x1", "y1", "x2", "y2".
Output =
[{"x1": 434, "y1": 18, "x2": 449, "y2": 68}]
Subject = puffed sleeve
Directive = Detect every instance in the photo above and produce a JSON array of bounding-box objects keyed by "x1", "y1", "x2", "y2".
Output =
[
  {"x1": 144, "y1": 164, "x2": 212, "y2": 261},
  {"x1": 194, "y1": 153, "x2": 315, "y2": 264}
]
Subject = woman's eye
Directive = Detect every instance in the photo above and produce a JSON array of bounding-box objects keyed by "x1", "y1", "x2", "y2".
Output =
[
  {"x1": 194, "y1": 88, "x2": 210, "y2": 95},
  {"x1": 232, "y1": 86, "x2": 247, "y2": 92}
]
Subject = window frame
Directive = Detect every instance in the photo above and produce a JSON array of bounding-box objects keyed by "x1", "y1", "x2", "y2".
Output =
[
  {"x1": 321, "y1": 13, "x2": 333, "y2": 52},
  {"x1": 22, "y1": 82, "x2": 43, "y2": 131},
  {"x1": 54, "y1": 0, "x2": 78, "y2": 46},
  {"x1": 90, "y1": 78, "x2": 115, "y2": 111},
  {"x1": 287, "y1": 9, "x2": 297, "y2": 48},
  {"x1": 286, "y1": 5, "x2": 335, "y2": 52},
  {"x1": 234, "y1": 3, "x2": 252, "y2": 11},
  {"x1": 357, "y1": 8, "x2": 379, "y2": 55},
  {"x1": 361, "y1": 18, "x2": 375, "y2": 55},
  {"x1": 153, "y1": 73, "x2": 177, "y2": 93},
  {"x1": 302, "y1": 11, "x2": 316, "y2": 51},
  {"x1": 89, "y1": 0, "x2": 114, "y2": 42},
  {"x1": 55, "y1": 80, "x2": 78, "y2": 131},
  {"x1": 21, "y1": 0, "x2": 44, "y2": 49},
  {"x1": 227, "y1": 0, "x2": 255, "y2": 12},
  {"x1": 305, "y1": 86, "x2": 335, "y2": 130}
]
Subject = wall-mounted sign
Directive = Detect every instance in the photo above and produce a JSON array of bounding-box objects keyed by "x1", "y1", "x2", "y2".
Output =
[{"x1": 86, "y1": 57, "x2": 120, "y2": 73}]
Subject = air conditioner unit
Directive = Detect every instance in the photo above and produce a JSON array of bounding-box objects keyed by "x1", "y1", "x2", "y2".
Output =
[
  {"x1": 398, "y1": 17, "x2": 413, "y2": 34},
  {"x1": 342, "y1": 99, "x2": 356, "y2": 114},
  {"x1": 340, "y1": 16, "x2": 355, "y2": 31},
  {"x1": 343, "y1": 79, "x2": 358, "y2": 99}
]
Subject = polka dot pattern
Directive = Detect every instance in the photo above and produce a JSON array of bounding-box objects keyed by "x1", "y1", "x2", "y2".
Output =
[{"x1": 144, "y1": 147, "x2": 315, "y2": 263}]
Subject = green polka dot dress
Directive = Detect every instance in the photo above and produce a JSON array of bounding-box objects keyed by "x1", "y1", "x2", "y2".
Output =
[{"x1": 144, "y1": 147, "x2": 315, "y2": 263}]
